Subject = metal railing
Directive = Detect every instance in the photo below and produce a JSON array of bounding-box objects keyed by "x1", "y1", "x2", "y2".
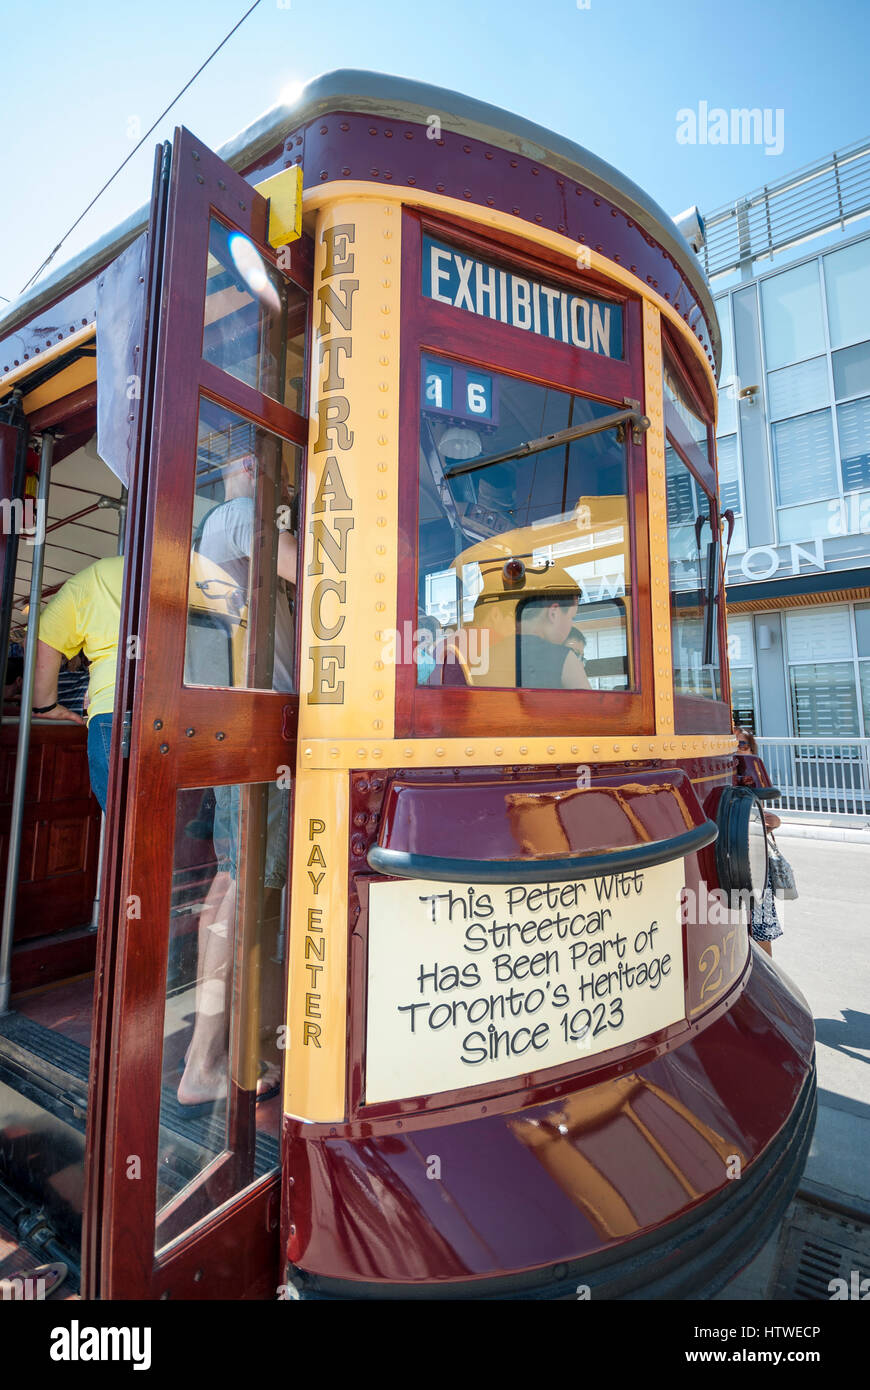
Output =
[
  {"x1": 756, "y1": 737, "x2": 870, "y2": 818},
  {"x1": 702, "y1": 138, "x2": 870, "y2": 280}
]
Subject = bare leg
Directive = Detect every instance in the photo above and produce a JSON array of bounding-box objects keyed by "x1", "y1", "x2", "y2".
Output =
[
  {"x1": 177, "y1": 872, "x2": 236, "y2": 1105},
  {"x1": 757, "y1": 939, "x2": 773, "y2": 957}
]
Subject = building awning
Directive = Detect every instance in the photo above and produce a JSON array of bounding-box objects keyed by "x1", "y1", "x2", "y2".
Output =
[{"x1": 725, "y1": 567, "x2": 870, "y2": 612}]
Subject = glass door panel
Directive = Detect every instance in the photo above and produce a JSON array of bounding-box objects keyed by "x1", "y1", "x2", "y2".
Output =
[
  {"x1": 155, "y1": 781, "x2": 287, "y2": 1253},
  {"x1": 203, "y1": 216, "x2": 306, "y2": 411},
  {"x1": 94, "y1": 128, "x2": 308, "y2": 1300},
  {"x1": 186, "y1": 399, "x2": 301, "y2": 692}
]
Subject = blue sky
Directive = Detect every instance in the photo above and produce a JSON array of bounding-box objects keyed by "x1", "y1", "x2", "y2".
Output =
[{"x1": 2, "y1": 0, "x2": 868, "y2": 306}]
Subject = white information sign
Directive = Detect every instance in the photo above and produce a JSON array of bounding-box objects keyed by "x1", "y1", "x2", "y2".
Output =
[{"x1": 365, "y1": 859, "x2": 686, "y2": 1103}]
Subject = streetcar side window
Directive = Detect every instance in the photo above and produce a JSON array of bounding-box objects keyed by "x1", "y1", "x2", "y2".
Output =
[
  {"x1": 665, "y1": 445, "x2": 722, "y2": 701},
  {"x1": 417, "y1": 355, "x2": 633, "y2": 692},
  {"x1": 662, "y1": 351, "x2": 723, "y2": 706},
  {"x1": 663, "y1": 363, "x2": 709, "y2": 461}
]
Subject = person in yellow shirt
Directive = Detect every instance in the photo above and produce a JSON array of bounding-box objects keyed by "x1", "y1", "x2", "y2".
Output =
[{"x1": 31, "y1": 556, "x2": 123, "y2": 812}]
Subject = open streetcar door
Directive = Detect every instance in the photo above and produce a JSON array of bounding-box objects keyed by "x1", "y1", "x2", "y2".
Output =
[{"x1": 87, "y1": 127, "x2": 309, "y2": 1300}]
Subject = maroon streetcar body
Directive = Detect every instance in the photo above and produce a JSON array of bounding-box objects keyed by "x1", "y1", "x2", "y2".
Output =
[
  {"x1": 285, "y1": 956, "x2": 812, "y2": 1293},
  {"x1": 0, "y1": 72, "x2": 814, "y2": 1302}
]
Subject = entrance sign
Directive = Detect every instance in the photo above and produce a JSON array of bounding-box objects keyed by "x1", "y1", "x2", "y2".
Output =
[
  {"x1": 366, "y1": 859, "x2": 685, "y2": 1103},
  {"x1": 422, "y1": 235, "x2": 624, "y2": 359}
]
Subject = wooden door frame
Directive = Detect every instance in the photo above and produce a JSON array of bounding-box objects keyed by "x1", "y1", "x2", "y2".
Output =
[{"x1": 88, "y1": 128, "x2": 311, "y2": 1300}]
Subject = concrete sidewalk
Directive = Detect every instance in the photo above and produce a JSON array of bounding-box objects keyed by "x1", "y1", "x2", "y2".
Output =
[
  {"x1": 778, "y1": 836, "x2": 870, "y2": 1217},
  {"x1": 775, "y1": 818, "x2": 870, "y2": 845},
  {"x1": 717, "y1": 834, "x2": 870, "y2": 1298}
]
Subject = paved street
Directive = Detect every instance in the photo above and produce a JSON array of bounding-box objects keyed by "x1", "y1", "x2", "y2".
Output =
[
  {"x1": 718, "y1": 829, "x2": 870, "y2": 1298},
  {"x1": 776, "y1": 833, "x2": 869, "y2": 1100}
]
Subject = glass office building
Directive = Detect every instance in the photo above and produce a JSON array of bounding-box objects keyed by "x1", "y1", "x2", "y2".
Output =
[{"x1": 702, "y1": 141, "x2": 870, "y2": 738}]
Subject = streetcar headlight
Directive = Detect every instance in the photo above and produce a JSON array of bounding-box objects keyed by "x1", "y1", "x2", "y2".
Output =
[{"x1": 715, "y1": 787, "x2": 769, "y2": 903}]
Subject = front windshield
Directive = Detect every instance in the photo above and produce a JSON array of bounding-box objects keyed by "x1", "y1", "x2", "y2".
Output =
[{"x1": 417, "y1": 354, "x2": 633, "y2": 692}]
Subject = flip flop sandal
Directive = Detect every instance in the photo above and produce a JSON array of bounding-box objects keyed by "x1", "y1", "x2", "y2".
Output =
[
  {"x1": 175, "y1": 1059, "x2": 227, "y2": 1118},
  {"x1": 175, "y1": 1059, "x2": 279, "y2": 1107},
  {"x1": 176, "y1": 1092, "x2": 227, "y2": 1119}
]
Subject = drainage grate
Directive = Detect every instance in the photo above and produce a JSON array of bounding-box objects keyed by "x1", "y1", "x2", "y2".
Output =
[{"x1": 771, "y1": 1199, "x2": 870, "y2": 1300}]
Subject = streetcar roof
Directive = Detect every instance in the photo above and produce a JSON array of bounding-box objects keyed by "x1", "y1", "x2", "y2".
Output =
[{"x1": 0, "y1": 69, "x2": 720, "y2": 372}]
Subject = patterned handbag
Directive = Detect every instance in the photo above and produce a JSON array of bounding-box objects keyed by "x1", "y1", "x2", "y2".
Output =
[{"x1": 767, "y1": 833, "x2": 798, "y2": 899}]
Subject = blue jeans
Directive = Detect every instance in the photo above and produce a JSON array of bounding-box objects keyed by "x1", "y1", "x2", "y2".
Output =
[
  {"x1": 87, "y1": 714, "x2": 113, "y2": 813},
  {"x1": 212, "y1": 782, "x2": 289, "y2": 887}
]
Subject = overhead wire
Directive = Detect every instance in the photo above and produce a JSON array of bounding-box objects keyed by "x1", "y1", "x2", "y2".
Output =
[{"x1": 17, "y1": 0, "x2": 264, "y2": 297}]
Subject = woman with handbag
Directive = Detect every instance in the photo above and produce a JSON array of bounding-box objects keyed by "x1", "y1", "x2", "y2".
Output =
[{"x1": 734, "y1": 727, "x2": 798, "y2": 955}]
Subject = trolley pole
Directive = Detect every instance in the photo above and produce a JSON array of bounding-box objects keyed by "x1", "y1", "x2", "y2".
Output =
[{"x1": 0, "y1": 431, "x2": 55, "y2": 1014}]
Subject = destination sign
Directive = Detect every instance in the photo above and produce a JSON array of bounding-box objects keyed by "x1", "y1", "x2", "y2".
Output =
[
  {"x1": 365, "y1": 858, "x2": 685, "y2": 1103},
  {"x1": 421, "y1": 355, "x2": 497, "y2": 424},
  {"x1": 422, "y1": 235, "x2": 624, "y2": 359}
]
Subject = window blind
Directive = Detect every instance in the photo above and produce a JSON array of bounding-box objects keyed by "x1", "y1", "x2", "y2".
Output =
[
  {"x1": 789, "y1": 661, "x2": 859, "y2": 736},
  {"x1": 717, "y1": 434, "x2": 741, "y2": 512},
  {"x1": 837, "y1": 396, "x2": 870, "y2": 492},
  {"x1": 767, "y1": 355, "x2": 829, "y2": 421},
  {"x1": 772, "y1": 409, "x2": 837, "y2": 506},
  {"x1": 785, "y1": 606, "x2": 853, "y2": 662}
]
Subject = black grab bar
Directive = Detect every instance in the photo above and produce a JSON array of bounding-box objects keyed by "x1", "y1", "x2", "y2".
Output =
[{"x1": 367, "y1": 821, "x2": 718, "y2": 884}]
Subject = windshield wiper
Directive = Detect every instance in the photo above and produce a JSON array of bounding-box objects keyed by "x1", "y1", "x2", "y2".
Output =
[
  {"x1": 693, "y1": 510, "x2": 722, "y2": 669},
  {"x1": 442, "y1": 400, "x2": 650, "y2": 480},
  {"x1": 703, "y1": 529, "x2": 720, "y2": 667}
]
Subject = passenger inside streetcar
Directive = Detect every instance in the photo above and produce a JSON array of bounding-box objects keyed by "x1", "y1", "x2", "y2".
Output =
[
  {"x1": 177, "y1": 433, "x2": 297, "y2": 1113},
  {"x1": 32, "y1": 553, "x2": 123, "y2": 811},
  {"x1": 0, "y1": 430, "x2": 124, "y2": 1281},
  {"x1": 418, "y1": 354, "x2": 633, "y2": 691},
  {"x1": 516, "y1": 585, "x2": 591, "y2": 690}
]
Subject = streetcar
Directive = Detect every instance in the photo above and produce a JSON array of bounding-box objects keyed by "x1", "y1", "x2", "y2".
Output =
[{"x1": 0, "y1": 70, "x2": 815, "y2": 1300}]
